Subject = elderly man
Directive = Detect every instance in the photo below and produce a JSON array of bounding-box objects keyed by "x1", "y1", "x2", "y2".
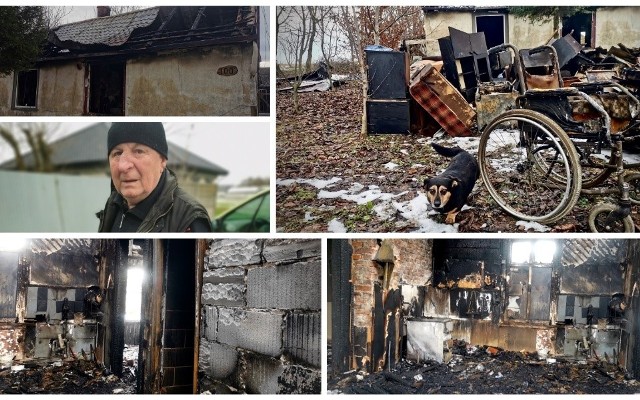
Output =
[{"x1": 97, "y1": 122, "x2": 212, "y2": 232}]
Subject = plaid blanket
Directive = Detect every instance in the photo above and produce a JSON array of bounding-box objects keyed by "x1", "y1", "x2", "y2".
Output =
[{"x1": 410, "y1": 64, "x2": 475, "y2": 137}]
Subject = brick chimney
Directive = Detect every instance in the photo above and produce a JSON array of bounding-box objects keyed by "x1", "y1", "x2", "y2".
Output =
[{"x1": 97, "y1": 6, "x2": 111, "y2": 18}]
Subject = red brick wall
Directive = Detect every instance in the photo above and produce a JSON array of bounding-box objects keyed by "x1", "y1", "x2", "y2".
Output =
[{"x1": 349, "y1": 240, "x2": 433, "y2": 328}]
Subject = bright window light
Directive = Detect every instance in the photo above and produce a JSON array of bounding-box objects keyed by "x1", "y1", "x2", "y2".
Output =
[
  {"x1": 0, "y1": 238, "x2": 27, "y2": 252},
  {"x1": 534, "y1": 240, "x2": 556, "y2": 264},
  {"x1": 511, "y1": 242, "x2": 531, "y2": 263},
  {"x1": 125, "y1": 268, "x2": 144, "y2": 322}
]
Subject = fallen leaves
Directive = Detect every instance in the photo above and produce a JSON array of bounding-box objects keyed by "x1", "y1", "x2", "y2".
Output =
[{"x1": 276, "y1": 83, "x2": 640, "y2": 232}]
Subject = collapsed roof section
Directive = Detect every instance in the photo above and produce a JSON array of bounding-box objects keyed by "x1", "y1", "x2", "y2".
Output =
[{"x1": 41, "y1": 6, "x2": 258, "y2": 61}]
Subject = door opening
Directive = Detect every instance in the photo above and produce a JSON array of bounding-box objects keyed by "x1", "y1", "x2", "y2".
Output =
[{"x1": 89, "y1": 62, "x2": 125, "y2": 115}]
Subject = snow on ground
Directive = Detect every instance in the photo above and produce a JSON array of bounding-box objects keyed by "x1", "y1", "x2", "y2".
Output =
[
  {"x1": 280, "y1": 177, "x2": 461, "y2": 232},
  {"x1": 277, "y1": 177, "x2": 341, "y2": 189},
  {"x1": 384, "y1": 162, "x2": 399, "y2": 170},
  {"x1": 515, "y1": 220, "x2": 551, "y2": 232},
  {"x1": 328, "y1": 218, "x2": 347, "y2": 233}
]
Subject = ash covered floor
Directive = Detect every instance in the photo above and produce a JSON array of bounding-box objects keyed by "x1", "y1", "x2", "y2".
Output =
[
  {"x1": 0, "y1": 345, "x2": 139, "y2": 394},
  {"x1": 329, "y1": 341, "x2": 639, "y2": 394}
]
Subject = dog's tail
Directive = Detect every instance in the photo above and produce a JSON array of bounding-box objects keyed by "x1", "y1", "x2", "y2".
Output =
[{"x1": 431, "y1": 142, "x2": 465, "y2": 158}]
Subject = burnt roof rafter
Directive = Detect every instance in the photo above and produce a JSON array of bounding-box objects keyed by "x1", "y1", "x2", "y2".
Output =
[{"x1": 39, "y1": 6, "x2": 258, "y2": 61}]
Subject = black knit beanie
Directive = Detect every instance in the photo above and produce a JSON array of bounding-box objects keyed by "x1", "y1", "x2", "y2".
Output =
[{"x1": 107, "y1": 122, "x2": 168, "y2": 159}]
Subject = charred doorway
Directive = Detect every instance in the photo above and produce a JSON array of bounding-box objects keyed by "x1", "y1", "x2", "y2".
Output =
[
  {"x1": 138, "y1": 239, "x2": 199, "y2": 394},
  {"x1": 562, "y1": 11, "x2": 594, "y2": 47},
  {"x1": 475, "y1": 13, "x2": 506, "y2": 50},
  {"x1": 88, "y1": 62, "x2": 125, "y2": 115},
  {"x1": 329, "y1": 239, "x2": 352, "y2": 377}
]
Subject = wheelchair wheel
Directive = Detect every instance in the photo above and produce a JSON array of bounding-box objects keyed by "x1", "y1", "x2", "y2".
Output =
[
  {"x1": 535, "y1": 142, "x2": 616, "y2": 189},
  {"x1": 478, "y1": 109, "x2": 582, "y2": 224},
  {"x1": 624, "y1": 172, "x2": 640, "y2": 206},
  {"x1": 588, "y1": 203, "x2": 635, "y2": 233}
]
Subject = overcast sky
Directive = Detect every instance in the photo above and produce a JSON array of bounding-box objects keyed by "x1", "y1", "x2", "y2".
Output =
[
  {"x1": 56, "y1": 5, "x2": 270, "y2": 61},
  {"x1": 0, "y1": 122, "x2": 270, "y2": 186}
]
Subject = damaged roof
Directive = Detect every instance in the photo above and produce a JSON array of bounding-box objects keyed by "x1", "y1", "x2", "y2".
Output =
[
  {"x1": 30, "y1": 239, "x2": 96, "y2": 256},
  {"x1": 51, "y1": 8, "x2": 161, "y2": 47},
  {"x1": 42, "y1": 6, "x2": 258, "y2": 61}
]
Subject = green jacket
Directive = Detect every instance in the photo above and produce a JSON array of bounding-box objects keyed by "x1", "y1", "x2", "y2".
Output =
[{"x1": 97, "y1": 169, "x2": 210, "y2": 232}]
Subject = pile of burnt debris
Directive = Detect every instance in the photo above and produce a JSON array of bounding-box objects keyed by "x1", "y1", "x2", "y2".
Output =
[
  {"x1": 0, "y1": 346, "x2": 139, "y2": 394},
  {"x1": 329, "y1": 340, "x2": 639, "y2": 394}
]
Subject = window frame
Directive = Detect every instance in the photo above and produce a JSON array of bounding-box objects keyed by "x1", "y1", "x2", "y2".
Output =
[{"x1": 12, "y1": 68, "x2": 40, "y2": 110}]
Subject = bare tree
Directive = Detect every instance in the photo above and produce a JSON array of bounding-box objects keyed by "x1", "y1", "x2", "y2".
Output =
[
  {"x1": 277, "y1": 6, "x2": 318, "y2": 113},
  {"x1": 44, "y1": 6, "x2": 71, "y2": 29},
  {"x1": 317, "y1": 8, "x2": 340, "y2": 88},
  {"x1": 108, "y1": 6, "x2": 144, "y2": 16},
  {"x1": 0, "y1": 123, "x2": 60, "y2": 172},
  {"x1": 334, "y1": 6, "x2": 368, "y2": 136}
]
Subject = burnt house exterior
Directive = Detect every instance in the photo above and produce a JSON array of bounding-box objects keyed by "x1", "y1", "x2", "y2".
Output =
[
  {"x1": 0, "y1": 6, "x2": 261, "y2": 116},
  {"x1": 420, "y1": 6, "x2": 640, "y2": 59},
  {"x1": 329, "y1": 239, "x2": 640, "y2": 389}
]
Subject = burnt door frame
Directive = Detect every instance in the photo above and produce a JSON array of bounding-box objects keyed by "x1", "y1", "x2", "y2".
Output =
[
  {"x1": 139, "y1": 239, "x2": 165, "y2": 394},
  {"x1": 193, "y1": 240, "x2": 206, "y2": 392},
  {"x1": 329, "y1": 239, "x2": 352, "y2": 377}
]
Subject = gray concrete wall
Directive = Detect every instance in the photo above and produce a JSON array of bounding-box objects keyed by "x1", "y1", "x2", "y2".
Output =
[{"x1": 198, "y1": 239, "x2": 321, "y2": 394}]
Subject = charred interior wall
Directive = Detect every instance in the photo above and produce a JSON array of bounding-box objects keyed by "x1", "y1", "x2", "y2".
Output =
[
  {"x1": 349, "y1": 239, "x2": 432, "y2": 371},
  {"x1": 0, "y1": 252, "x2": 19, "y2": 319},
  {"x1": 126, "y1": 43, "x2": 258, "y2": 116},
  {"x1": 198, "y1": 239, "x2": 321, "y2": 394},
  {"x1": 625, "y1": 241, "x2": 640, "y2": 378},
  {"x1": 431, "y1": 239, "x2": 504, "y2": 320}
]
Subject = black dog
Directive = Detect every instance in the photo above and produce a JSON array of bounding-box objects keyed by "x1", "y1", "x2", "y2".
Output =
[{"x1": 424, "y1": 142, "x2": 479, "y2": 224}]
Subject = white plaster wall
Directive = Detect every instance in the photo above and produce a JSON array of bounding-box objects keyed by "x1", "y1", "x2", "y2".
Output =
[{"x1": 125, "y1": 43, "x2": 258, "y2": 116}]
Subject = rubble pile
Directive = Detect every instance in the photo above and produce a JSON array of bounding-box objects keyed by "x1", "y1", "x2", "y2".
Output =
[
  {"x1": 329, "y1": 341, "x2": 639, "y2": 394},
  {"x1": 0, "y1": 359, "x2": 136, "y2": 394}
]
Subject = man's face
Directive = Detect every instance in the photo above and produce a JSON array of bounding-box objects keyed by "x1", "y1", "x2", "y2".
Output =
[{"x1": 109, "y1": 142, "x2": 167, "y2": 207}]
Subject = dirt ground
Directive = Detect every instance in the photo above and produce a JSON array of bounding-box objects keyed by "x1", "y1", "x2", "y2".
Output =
[
  {"x1": 328, "y1": 342, "x2": 639, "y2": 394},
  {"x1": 276, "y1": 83, "x2": 640, "y2": 233}
]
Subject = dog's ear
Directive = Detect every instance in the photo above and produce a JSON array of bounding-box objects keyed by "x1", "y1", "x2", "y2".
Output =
[{"x1": 424, "y1": 178, "x2": 431, "y2": 188}]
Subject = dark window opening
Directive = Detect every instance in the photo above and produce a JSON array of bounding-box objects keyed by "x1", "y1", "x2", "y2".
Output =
[
  {"x1": 562, "y1": 12, "x2": 593, "y2": 47},
  {"x1": 476, "y1": 14, "x2": 505, "y2": 50},
  {"x1": 89, "y1": 62, "x2": 125, "y2": 115},
  {"x1": 14, "y1": 69, "x2": 38, "y2": 108}
]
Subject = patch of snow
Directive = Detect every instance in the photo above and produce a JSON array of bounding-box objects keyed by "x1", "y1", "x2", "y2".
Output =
[
  {"x1": 417, "y1": 137, "x2": 429, "y2": 144},
  {"x1": 373, "y1": 202, "x2": 396, "y2": 220},
  {"x1": 412, "y1": 163, "x2": 425, "y2": 168},
  {"x1": 349, "y1": 182, "x2": 365, "y2": 193},
  {"x1": 276, "y1": 177, "x2": 342, "y2": 189},
  {"x1": 384, "y1": 162, "x2": 399, "y2": 170},
  {"x1": 394, "y1": 192, "x2": 459, "y2": 233},
  {"x1": 304, "y1": 212, "x2": 314, "y2": 221},
  {"x1": 515, "y1": 220, "x2": 551, "y2": 232},
  {"x1": 318, "y1": 190, "x2": 348, "y2": 199},
  {"x1": 328, "y1": 218, "x2": 347, "y2": 233},
  {"x1": 400, "y1": 149, "x2": 409, "y2": 155},
  {"x1": 368, "y1": 185, "x2": 380, "y2": 190},
  {"x1": 448, "y1": 136, "x2": 480, "y2": 153},
  {"x1": 377, "y1": 175, "x2": 386, "y2": 179}
]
